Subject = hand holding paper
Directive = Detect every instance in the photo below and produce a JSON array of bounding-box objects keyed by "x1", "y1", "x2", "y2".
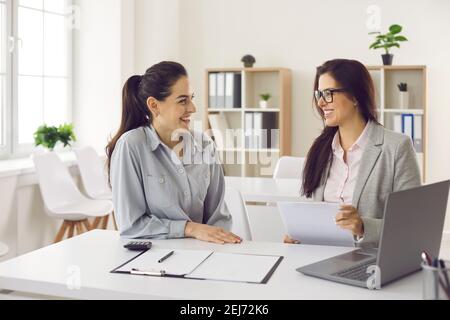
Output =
[{"x1": 278, "y1": 202, "x2": 355, "y2": 247}]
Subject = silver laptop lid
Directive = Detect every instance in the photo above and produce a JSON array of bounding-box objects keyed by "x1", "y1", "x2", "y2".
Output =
[{"x1": 377, "y1": 180, "x2": 450, "y2": 285}]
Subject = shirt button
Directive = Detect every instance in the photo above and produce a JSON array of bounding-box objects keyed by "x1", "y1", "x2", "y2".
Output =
[
  {"x1": 159, "y1": 178, "x2": 165, "y2": 184},
  {"x1": 179, "y1": 168, "x2": 185, "y2": 175},
  {"x1": 184, "y1": 190, "x2": 189, "y2": 197}
]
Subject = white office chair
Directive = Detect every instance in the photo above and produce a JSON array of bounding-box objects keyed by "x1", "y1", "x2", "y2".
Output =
[
  {"x1": 74, "y1": 146, "x2": 117, "y2": 230},
  {"x1": 0, "y1": 242, "x2": 8, "y2": 258},
  {"x1": 273, "y1": 156, "x2": 306, "y2": 179},
  {"x1": 32, "y1": 152, "x2": 114, "y2": 243},
  {"x1": 224, "y1": 188, "x2": 252, "y2": 241}
]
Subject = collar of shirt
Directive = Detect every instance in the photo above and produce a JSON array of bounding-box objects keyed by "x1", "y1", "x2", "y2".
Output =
[
  {"x1": 146, "y1": 125, "x2": 202, "y2": 153},
  {"x1": 331, "y1": 121, "x2": 371, "y2": 156}
]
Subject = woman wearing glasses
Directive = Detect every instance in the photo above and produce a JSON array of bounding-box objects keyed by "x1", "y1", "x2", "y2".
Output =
[
  {"x1": 107, "y1": 61, "x2": 242, "y2": 244},
  {"x1": 286, "y1": 59, "x2": 421, "y2": 247}
]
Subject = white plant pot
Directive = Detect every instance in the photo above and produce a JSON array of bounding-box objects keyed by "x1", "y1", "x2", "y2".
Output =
[
  {"x1": 399, "y1": 92, "x2": 409, "y2": 109},
  {"x1": 259, "y1": 100, "x2": 269, "y2": 109}
]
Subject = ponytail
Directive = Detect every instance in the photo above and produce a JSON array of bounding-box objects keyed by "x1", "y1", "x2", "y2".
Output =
[{"x1": 106, "y1": 75, "x2": 151, "y2": 184}]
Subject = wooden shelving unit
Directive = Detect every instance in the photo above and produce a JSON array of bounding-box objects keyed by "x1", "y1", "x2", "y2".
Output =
[
  {"x1": 204, "y1": 67, "x2": 292, "y2": 177},
  {"x1": 367, "y1": 65, "x2": 427, "y2": 182}
]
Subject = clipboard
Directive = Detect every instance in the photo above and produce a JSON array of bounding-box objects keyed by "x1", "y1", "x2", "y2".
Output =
[{"x1": 111, "y1": 248, "x2": 283, "y2": 284}]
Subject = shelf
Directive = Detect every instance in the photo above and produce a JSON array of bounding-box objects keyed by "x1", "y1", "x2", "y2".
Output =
[
  {"x1": 217, "y1": 148, "x2": 280, "y2": 153},
  {"x1": 366, "y1": 65, "x2": 426, "y2": 71},
  {"x1": 244, "y1": 108, "x2": 280, "y2": 112},
  {"x1": 246, "y1": 149, "x2": 280, "y2": 153},
  {"x1": 205, "y1": 67, "x2": 292, "y2": 178},
  {"x1": 378, "y1": 109, "x2": 424, "y2": 115},
  {"x1": 208, "y1": 108, "x2": 242, "y2": 113}
]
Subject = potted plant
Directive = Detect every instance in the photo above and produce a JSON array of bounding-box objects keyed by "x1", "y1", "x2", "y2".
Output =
[
  {"x1": 34, "y1": 123, "x2": 77, "y2": 151},
  {"x1": 369, "y1": 24, "x2": 408, "y2": 65},
  {"x1": 241, "y1": 55, "x2": 256, "y2": 68},
  {"x1": 259, "y1": 93, "x2": 272, "y2": 109},
  {"x1": 398, "y1": 82, "x2": 409, "y2": 109}
]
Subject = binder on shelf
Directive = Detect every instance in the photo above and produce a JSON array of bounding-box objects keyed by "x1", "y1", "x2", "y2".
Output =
[
  {"x1": 232, "y1": 73, "x2": 242, "y2": 109},
  {"x1": 253, "y1": 112, "x2": 263, "y2": 149},
  {"x1": 225, "y1": 73, "x2": 234, "y2": 108},
  {"x1": 216, "y1": 73, "x2": 225, "y2": 108},
  {"x1": 393, "y1": 114, "x2": 402, "y2": 134},
  {"x1": 401, "y1": 114, "x2": 415, "y2": 143},
  {"x1": 244, "y1": 113, "x2": 254, "y2": 149},
  {"x1": 262, "y1": 113, "x2": 278, "y2": 149},
  {"x1": 208, "y1": 73, "x2": 217, "y2": 108},
  {"x1": 414, "y1": 115, "x2": 423, "y2": 153},
  {"x1": 208, "y1": 113, "x2": 230, "y2": 150}
]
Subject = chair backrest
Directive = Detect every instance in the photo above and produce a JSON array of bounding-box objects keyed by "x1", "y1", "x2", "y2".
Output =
[
  {"x1": 74, "y1": 146, "x2": 111, "y2": 199},
  {"x1": 224, "y1": 188, "x2": 252, "y2": 241},
  {"x1": 273, "y1": 156, "x2": 306, "y2": 179},
  {"x1": 32, "y1": 152, "x2": 85, "y2": 212},
  {"x1": 0, "y1": 242, "x2": 8, "y2": 258}
]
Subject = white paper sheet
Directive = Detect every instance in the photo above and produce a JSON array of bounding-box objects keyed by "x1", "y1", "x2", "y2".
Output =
[
  {"x1": 278, "y1": 202, "x2": 355, "y2": 247},
  {"x1": 116, "y1": 249, "x2": 213, "y2": 276},
  {"x1": 187, "y1": 252, "x2": 280, "y2": 283}
]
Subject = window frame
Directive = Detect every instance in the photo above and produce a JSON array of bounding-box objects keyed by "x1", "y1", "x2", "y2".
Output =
[
  {"x1": 0, "y1": 0, "x2": 12, "y2": 158},
  {"x1": 0, "y1": 0, "x2": 72, "y2": 160}
]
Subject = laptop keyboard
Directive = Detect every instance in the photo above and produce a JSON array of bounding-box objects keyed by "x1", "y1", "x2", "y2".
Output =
[{"x1": 332, "y1": 259, "x2": 377, "y2": 282}]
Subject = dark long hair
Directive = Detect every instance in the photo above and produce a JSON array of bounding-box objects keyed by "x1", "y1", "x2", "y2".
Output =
[
  {"x1": 106, "y1": 61, "x2": 188, "y2": 182},
  {"x1": 302, "y1": 59, "x2": 379, "y2": 198}
]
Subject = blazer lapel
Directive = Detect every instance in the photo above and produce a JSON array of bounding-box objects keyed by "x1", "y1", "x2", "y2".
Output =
[{"x1": 352, "y1": 122, "x2": 384, "y2": 208}]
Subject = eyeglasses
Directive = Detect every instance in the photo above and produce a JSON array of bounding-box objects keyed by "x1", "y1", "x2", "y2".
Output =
[{"x1": 314, "y1": 88, "x2": 348, "y2": 104}]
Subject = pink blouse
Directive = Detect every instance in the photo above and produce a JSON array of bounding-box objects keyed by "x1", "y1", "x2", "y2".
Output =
[{"x1": 324, "y1": 122, "x2": 371, "y2": 204}]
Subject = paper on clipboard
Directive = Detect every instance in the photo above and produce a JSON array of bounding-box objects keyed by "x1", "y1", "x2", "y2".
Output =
[
  {"x1": 112, "y1": 249, "x2": 283, "y2": 284},
  {"x1": 115, "y1": 249, "x2": 213, "y2": 276},
  {"x1": 187, "y1": 252, "x2": 281, "y2": 284},
  {"x1": 278, "y1": 202, "x2": 355, "y2": 247}
]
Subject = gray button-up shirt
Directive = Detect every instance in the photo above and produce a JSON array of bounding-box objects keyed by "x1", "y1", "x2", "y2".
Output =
[{"x1": 110, "y1": 125, "x2": 232, "y2": 239}]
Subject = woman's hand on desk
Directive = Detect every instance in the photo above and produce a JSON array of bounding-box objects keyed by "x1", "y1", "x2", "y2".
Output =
[
  {"x1": 335, "y1": 205, "x2": 365, "y2": 237},
  {"x1": 284, "y1": 235, "x2": 301, "y2": 244},
  {"x1": 185, "y1": 222, "x2": 242, "y2": 245}
]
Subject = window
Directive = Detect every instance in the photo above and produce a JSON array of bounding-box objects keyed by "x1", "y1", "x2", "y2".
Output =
[
  {"x1": 0, "y1": 0, "x2": 72, "y2": 158},
  {"x1": 0, "y1": 0, "x2": 8, "y2": 153}
]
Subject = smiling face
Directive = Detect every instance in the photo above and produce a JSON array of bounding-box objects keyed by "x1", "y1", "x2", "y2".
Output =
[
  {"x1": 148, "y1": 76, "x2": 196, "y2": 133},
  {"x1": 317, "y1": 73, "x2": 360, "y2": 127}
]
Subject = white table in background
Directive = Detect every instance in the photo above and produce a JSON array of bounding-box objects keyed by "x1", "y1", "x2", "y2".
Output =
[
  {"x1": 224, "y1": 177, "x2": 303, "y2": 203},
  {"x1": 0, "y1": 230, "x2": 423, "y2": 300}
]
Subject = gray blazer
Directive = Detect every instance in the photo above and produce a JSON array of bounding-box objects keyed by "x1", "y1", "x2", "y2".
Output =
[{"x1": 312, "y1": 121, "x2": 421, "y2": 247}]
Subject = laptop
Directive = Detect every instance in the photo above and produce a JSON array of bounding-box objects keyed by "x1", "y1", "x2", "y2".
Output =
[{"x1": 296, "y1": 180, "x2": 450, "y2": 289}]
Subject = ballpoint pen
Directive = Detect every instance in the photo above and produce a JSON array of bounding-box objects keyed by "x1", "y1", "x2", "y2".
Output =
[
  {"x1": 422, "y1": 251, "x2": 450, "y2": 299},
  {"x1": 158, "y1": 250, "x2": 175, "y2": 263}
]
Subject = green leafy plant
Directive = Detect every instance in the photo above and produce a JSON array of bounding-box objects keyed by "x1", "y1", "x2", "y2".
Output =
[
  {"x1": 259, "y1": 93, "x2": 272, "y2": 101},
  {"x1": 369, "y1": 24, "x2": 408, "y2": 54},
  {"x1": 397, "y1": 83, "x2": 408, "y2": 92},
  {"x1": 34, "y1": 123, "x2": 77, "y2": 150}
]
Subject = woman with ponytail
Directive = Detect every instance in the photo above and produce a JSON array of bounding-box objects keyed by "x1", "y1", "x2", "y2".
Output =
[
  {"x1": 286, "y1": 59, "x2": 421, "y2": 247},
  {"x1": 107, "y1": 61, "x2": 241, "y2": 244}
]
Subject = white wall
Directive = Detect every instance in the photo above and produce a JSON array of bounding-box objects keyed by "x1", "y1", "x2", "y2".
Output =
[
  {"x1": 135, "y1": 0, "x2": 180, "y2": 72},
  {"x1": 72, "y1": 0, "x2": 124, "y2": 155}
]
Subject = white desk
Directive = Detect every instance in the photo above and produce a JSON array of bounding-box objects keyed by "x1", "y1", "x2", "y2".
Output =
[
  {"x1": 225, "y1": 177, "x2": 303, "y2": 203},
  {"x1": 0, "y1": 230, "x2": 423, "y2": 300}
]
